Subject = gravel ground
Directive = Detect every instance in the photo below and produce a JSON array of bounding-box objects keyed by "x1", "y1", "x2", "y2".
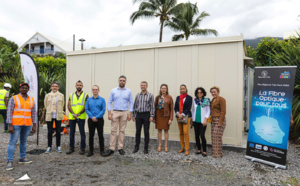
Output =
[{"x1": 0, "y1": 127, "x2": 299, "y2": 185}]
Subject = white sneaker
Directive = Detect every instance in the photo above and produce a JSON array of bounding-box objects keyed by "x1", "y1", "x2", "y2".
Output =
[
  {"x1": 45, "y1": 147, "x2": 52, "y2": 153},
  {"x1": 57, "y1": 146, "x2": 62, "y2": 153}
]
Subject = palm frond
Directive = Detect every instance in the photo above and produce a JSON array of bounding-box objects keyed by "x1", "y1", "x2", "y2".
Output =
[
  {"x1": 172, "y1": 34, "x2": 184, "y2": 41},
  {"x1": 191, "y1": 11, "x2": 210, "y2": 29},
  {"x1": 192, "y1": 29, "x2": 218, "y2": 37},
  {"x1": 130, "y1": 10, "x2": 155, "y2": 24}
]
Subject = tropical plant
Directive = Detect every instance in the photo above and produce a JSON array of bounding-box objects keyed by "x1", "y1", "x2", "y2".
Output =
[
  {"x1": 130, "y1": 0, "x2": 179, "y2": 42},
  {"x1": 165, "y1": 2, "x2": 218, "y2": 41},
  {"x1": 247, "y1": 37, "x2": 285, "y2": 66},
  {"x1": 272, "y1": 37, "x2": 300, "y2": 142},
  {"x1": 0, "y1": 36, "x2": 18, "y2": 51}
]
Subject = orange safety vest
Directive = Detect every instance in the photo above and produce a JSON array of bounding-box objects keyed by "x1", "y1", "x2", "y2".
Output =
[{"x1": 12, "y1": 94, "x2": 34, "y2": 126}]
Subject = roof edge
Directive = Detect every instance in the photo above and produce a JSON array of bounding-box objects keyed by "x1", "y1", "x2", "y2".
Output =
[{"x1": 67, "y1": 36, "x2": 244, "y2": 56}]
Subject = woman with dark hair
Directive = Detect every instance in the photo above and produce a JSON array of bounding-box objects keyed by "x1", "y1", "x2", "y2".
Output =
[
  {"x1": 192, "y1": 87, "x2": 210, "y2": 157},
  {"x1": 153, "y1": 84, "x2": 173, "y2": 152},
  {"x1": 210, "y1": 86, "x2": 226, "y2": 158},
  {"x1": 174, "y1": 84, "x2": 192, "y2": 156}
]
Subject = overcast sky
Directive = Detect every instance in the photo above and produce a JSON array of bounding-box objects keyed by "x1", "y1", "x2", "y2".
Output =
[{"x1": 1, "y1": 0, "x2": 299, "y2": 49}]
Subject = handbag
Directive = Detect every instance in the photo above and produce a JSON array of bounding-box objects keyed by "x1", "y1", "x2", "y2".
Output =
[
  {"x1": 178, "y1": 115, "x2": 189, "y2": 124},
  {"x1": 207, "y1": 115, "x2": 212, "y2": 123}
]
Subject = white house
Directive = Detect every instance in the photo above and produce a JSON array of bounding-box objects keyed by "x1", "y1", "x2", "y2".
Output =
[{"x1": 18, "y1": 32, "x2": 81, "y2": 55}]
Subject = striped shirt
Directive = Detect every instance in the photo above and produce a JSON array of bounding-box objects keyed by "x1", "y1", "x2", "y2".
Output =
[
  {"x1": 133, "y1": 91, "x2": 155, "y2": 118},
  {"x1": 6, "y1": 93, "x2": 37, "y2": 124}
]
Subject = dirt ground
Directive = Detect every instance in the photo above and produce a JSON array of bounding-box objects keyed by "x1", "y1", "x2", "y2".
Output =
[{"x1": 0, "y1": 128, "x2": 299, "y2": 185}]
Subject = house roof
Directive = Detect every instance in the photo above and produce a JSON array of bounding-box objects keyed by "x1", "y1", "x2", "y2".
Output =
[{"x1": 18, "y1": 32, "x2": 81, "y2": 52}]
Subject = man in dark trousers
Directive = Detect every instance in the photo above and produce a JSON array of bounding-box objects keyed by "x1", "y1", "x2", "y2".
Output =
[
  {"x1": 132, "y1": 81, "x2": 155, "y2": 154},
  {"x1": 85, "y1": 85, "x2": 106, "y2": 157}
]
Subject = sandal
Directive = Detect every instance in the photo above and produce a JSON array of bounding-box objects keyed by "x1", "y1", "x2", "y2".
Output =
[
  {"x1": 157, "y1": 146, "x2": 161, "y2": 152},
  {"x1": 178, "y1": 148, "x2": 185, "y2": 153},
  {"x1": 164, "y1": 147, "x2": 168, "y2": 152}
]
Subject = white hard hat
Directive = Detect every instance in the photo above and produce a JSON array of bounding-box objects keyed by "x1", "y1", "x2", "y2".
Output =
[{"x1": 4, "y1": 83, "x2": 12, "y2": 88}]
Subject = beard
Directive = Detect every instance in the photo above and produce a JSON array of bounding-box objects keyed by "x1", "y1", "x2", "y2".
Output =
[
  {"x1": 76, "y1": 88, "x2": 82, "y2": 92},
  {"x1": 119, "y1": 84, "x2": 125, "y2": 88}
]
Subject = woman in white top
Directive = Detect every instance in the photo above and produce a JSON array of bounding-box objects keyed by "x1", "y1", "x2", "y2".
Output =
[{"x1": 191, "y1": 87, "x2": 210, "y2": 157}]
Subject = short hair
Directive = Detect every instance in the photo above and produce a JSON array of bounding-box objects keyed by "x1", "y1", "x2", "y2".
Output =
[
  {"x1": 92, "y1": 85, "x2": 100, "y2": 90},
  {"x1": 180, "y1": 84, "x2": 188, "y2": 93},
  {"x1": 141, "y1": 81, "x2": 148, "y2": 86},
  {"x1": 119, "y1": 75, "x2": 126, "y2": 80},
  {"x1": 76, "y1": 80, "x2": 83, "y2": 85},
  {"x1": 210, "y1": 86, "x2": 220, "y2": 93},
  {"x1": 194, "y1": 87, "x2": 207, "y2": 97},
  {"x1": 159, "y1": 84, "x2": 169, "y2": 95},
  {"x1": 51, "y1": 81, "x2": 59, "y2": 86}
]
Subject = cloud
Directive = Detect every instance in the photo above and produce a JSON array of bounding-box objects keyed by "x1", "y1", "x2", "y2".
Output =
[{"x1": 0, "y1": 0, "x2": 299, "y2": 49}]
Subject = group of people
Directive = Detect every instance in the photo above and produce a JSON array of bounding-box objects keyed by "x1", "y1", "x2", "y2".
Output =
[{"x1": 4, "y1": 75, "x2": 227, "y2": 171}]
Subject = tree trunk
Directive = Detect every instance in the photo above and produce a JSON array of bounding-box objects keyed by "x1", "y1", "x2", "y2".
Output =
[{"x1": 159, "y1": 20, "x2": 164, "y2": 42}]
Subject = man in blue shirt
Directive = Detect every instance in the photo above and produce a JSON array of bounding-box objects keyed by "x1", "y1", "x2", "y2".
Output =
[
  {"x1": 85, "y1": 85, "x2": 106, "y2": 157},
  {"x1": 105, "y1": 75, "x2": 133, "y2": 156}
]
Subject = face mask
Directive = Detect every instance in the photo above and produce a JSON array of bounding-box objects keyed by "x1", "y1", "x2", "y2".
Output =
[{"x1": 8, "y1": 90, "x2": 10, "y2": 92}]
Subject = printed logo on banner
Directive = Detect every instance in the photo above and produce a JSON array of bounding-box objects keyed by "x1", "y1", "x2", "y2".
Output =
[
  {"x1": 263, "y1": 146, "x2": 268, "y2": 151},
  {"x1": 280, "y1": 71, "x2": 291, "y2": 79},
  {"x1": 270, "y1": 148, "x2": 274, "y2": 152},
  {"x1": 258, "y1": 70, "x2": 270, "y2": 78},
  {"x1": 255, "y1": 144, "x2": 262, "y2": 150},
  {"x1": 249, "y1": 143, "x2": 255, "y2": 148}
]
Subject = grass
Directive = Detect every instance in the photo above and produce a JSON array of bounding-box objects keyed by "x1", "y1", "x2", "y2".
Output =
[{"x1": 281, "y1": 176, "x2": 299, "y2": 186}]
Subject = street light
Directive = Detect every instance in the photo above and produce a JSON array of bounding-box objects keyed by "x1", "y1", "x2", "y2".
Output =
[{"x1": 79, "y1": 38, "x2": 85, "y2": 50}]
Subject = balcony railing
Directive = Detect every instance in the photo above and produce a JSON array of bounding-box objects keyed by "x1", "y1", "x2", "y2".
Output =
[{"x1": 25, "y1": 48, "x2": 55, "y2": 55}]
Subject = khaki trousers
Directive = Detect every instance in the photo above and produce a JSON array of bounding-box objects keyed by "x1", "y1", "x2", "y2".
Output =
[
  {"x1": 109, "y1": 111, "x2": 128, "y2": 151},
  {"x1": 177, "y1": 118, "x2": 190, "y2": 150}
]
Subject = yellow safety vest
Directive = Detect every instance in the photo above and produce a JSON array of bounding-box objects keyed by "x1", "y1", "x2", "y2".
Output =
[
  {"x1": 69, "y1": 92, "x2": 87, "y2": 120},
  {"x1": 0, "y1": 89, "x2": 8, "y2": 109}
]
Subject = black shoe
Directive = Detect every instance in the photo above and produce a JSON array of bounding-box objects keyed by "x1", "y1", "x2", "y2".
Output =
[
  {"x1": 66, "y1": 147, "x2": 74, "y2": 155},
  {"x1": 118, "y1": 149, "x2": 125, "y2": 155},
  {"x1": 144, "y1": 149, "x2": 149, "y2": 154},
  {"x1": 79, "y1": 148, "x2": 85, "y2": 155},
  {"x1": 202, "y1": 152, "x2": 207, "y2": 157},
  {"x1": 133, "y1": 147, "x2": 139, "y2": 153},
  {"x1": 87, "y1": 151, "x2": 93, "y2": 157},
  {"x1": 104, "y1": 150, "x2": 114, "y2": 157},
  {"x1": 100, "y1": 151, "x2": 105, "y2": 157},
  {"x1": 195, "y1": 151, "x2": 202, "y2": 155}
]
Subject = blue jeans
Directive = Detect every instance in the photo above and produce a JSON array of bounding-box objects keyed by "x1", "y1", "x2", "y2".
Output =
[
  {"x1": 7, "y1": 125, "x2": 32, "y2": 162},
  {"x1": 69, "y1": 119, "x2": 86, "y2": 149}
]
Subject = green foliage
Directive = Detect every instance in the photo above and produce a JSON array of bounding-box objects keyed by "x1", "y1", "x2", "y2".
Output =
[
  {"x1": 130, "y1": 0, "x2": 178, "y2": 42},
  {"x1": 247, "y1": 37, "x2": 285, "y2": 66},
  {"x1": 0, "y1": 36, "x2": 18, "y2": 51},
  {"x1": 165, "y1": 2, "x2": 218, "y2": 41},
  {"x1": 0, "y1": 45, "x2": 20, "y2": 74},
  {"x1": 272, "y1": 38, "x2": 300, "y2": 133},
  {"x1": 33, "y1": 55, "x2": 66, "y2": 76}
]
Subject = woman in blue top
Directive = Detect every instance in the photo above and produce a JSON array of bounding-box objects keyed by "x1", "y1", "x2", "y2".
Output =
[{"x1": 191, "y1": 87, "x2": 210, "y2": 157}]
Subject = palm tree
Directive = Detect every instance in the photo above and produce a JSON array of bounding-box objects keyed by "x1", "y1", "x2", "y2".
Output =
[
  {"x1": 165, "y1": 2, "x2": 218, "y2": 41},
  {"x1": 130, "y1": 0, "x2": 178, "y2": 42}
]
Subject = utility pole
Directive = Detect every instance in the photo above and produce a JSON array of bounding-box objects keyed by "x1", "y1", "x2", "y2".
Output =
[{"x1": 73, "y1": 34, "x2": 75, "y2": 51}]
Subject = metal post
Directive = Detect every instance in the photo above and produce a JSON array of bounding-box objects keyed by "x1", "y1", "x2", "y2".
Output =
[{"x1": 73, "y1": 34, "x2": 75, "y2": 51}]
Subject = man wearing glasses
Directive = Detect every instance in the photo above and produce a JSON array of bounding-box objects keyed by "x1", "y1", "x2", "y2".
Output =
[
  {"x1": 6, "y1": 83, "x2": 37, "y2": 171},
  {"x1": 104, "y1": 75, "x2": 133, "y2": 156}
]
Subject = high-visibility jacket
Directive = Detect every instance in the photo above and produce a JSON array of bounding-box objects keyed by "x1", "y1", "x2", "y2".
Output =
[
  {"x1": 12, "y1": 94, "x2": 34, "y2": 126},
  {"x1": 0, "y1": 89, "x2": 8, "y2": 109},
  {"x1": 69, "y1": 92, "x2": 87, "y2": 120}
]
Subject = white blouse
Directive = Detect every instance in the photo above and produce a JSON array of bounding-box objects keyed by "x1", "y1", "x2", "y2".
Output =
[{"x1": 192, "y1": 99, "x2": 211, "y2": 123}]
